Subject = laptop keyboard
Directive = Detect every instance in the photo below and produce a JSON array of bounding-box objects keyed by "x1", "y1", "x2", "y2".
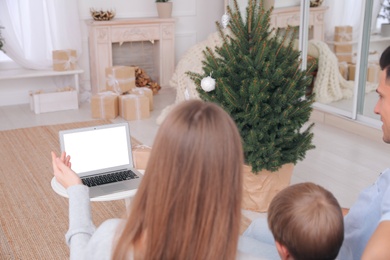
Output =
[{"x1": 81, "y1": 170, "x2": 139, "y2": 187}]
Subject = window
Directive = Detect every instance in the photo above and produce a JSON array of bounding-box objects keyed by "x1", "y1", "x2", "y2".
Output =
[{"x1": 0, "y1": 52, "x2": 20, "y2": 70}]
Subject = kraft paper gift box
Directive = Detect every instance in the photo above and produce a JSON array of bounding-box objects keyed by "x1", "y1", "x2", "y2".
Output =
[
  {"x1": 52, "y1": 49, "x2": 77, "y2": 71},
  {"x1": 367, "y1": 63, "x2": 381, "y2": 83},
  {"x1": 131, "y1": 87, "x2": 154, "y2": 111},
  {"x1": 118, "y1": 94, "x2": 150, "y2": 121},
  {"x1": 29, "y1": 87, "x2": 78, "y2": 114},
  {"x1": 132, "y1": 145, "x2": 151, "y2": 170},
  {"x1": 349, "y1": 63, "x2": 380, "y2": 83},
  {"x1": 348, "y1": 63, "x2": 356, "y2": 81},
  {"x1": 336, "y1": 53, "x2": 353, "y2": 63},
  {"x1": 334, "y1": 26, "x2": 353, "y2": 42},
  {"x1": 105, "y1": 66, "x2": 136, "y2": 94},
  {"x1": 334, "y1": 43, "x2": 353, "y2": 53},
  {"x1": 91, "y1": 91, "x2": 119, "y2": 119}
]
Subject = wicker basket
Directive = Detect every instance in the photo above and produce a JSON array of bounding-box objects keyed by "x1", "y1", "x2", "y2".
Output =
[{"x1": 90, "y1": 9, "x2": 115, "y2": 21}]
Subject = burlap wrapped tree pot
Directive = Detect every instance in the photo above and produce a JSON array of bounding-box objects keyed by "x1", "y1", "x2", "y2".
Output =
[
  {"x1": 242, "y1": 164, "x2": 294, "y2": 212},
  {"x1": 189, "y1": 0, "x2": 315, "y2": 213}
]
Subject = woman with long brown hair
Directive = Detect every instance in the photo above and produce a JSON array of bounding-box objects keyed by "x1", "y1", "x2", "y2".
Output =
[{"x1": 52, "y1": 100, "x2": 258, "y2": 259}]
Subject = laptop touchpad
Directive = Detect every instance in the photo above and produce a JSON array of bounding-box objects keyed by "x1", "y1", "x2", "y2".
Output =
[{"x1": 102, "y1": 184, "x2": 128, "y2": 193}]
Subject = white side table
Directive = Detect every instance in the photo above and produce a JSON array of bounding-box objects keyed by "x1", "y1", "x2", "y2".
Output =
[{"x1": 51, "y1": 170, "x2": 144, "y2": 209}]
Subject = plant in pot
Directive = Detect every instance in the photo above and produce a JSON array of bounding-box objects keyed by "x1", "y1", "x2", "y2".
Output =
[
  {"x1": 155, "y1": 0, "x2": 173, "y2": 19},
  {"x1": 378, "y1": 0, "x2": 390, "y2": 37},
  {"x1": 187, "y1": 0, "x2": 315, "y2": 212}
]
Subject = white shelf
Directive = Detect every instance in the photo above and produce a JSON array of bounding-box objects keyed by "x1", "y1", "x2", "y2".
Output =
[
  {"x1": 327, "y1": 34, "x2": 390, "y2": 46},
  {"x1": 369, "y1": 34, "x2": 390, "y2": 43},
  {"x1": 0, "y1": 68, "x2": 83, "y2": 80},
  {"x1": 0, "y1": 69, "x2": 84, "y2": 107}
]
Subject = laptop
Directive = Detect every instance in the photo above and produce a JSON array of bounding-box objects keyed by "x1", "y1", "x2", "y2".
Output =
[{"x1": 58, "y1": 122, "x2": 143, "y2": 198}]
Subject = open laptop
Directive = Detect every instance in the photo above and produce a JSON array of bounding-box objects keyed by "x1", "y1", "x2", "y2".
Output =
[{"x1": 58, "y1": 122, "x2": 143, "y2": 198}]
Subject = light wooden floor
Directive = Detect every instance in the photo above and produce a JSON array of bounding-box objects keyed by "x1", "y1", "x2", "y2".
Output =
[{"x1": 1, "y1": 87, "x2": 389, "y2": 215}]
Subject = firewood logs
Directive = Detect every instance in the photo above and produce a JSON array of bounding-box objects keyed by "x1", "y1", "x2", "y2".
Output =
[{"x1": 134, "y1": 66, "x2": 161, "y2": 94}]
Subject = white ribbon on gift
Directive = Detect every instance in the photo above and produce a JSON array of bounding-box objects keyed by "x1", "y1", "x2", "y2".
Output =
[
  {"x1": 106, "y1": 66, "x2": 136, "y2": 94},
  {"x1": 63, "y1": 56, "x2": 77, "y2": 70},
  {"x1": 132, "y1": 87, "x2": 152, "y2": 95},
  {"x1": 131, "y1": 87, "x2": 153, "y2": 110},
  {"x1": 98, "y1": 91, "x2": 117, "y2": 118},
  {"x1": 121, "y1": 94, "x2": 142, "y2": 120},
  {"x1": 133, "y1": 144, "x2": 152, "y2": 150},
  {"x1": 132, "y1": 88, "x2": 145, "y2": 95},
  {"x1": 107, "y1": 74, "x2": 120, "y2": 93},
  {"x1": 53, "y1": 49, "x2": 77, "y2": 70},
  {"x1": 336, "y1": 28, "x2": 352, "y2": 41}
]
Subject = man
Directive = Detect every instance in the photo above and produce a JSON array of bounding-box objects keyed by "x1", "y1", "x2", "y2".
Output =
[
  {"x1": 335, "y1": 46, "x2": 390, "y2": 259},
  {"x1": 359, "y1": 46, "x2": 390, "y2": 259}
]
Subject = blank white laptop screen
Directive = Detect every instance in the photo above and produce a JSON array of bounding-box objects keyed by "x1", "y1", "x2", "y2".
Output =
[{"x1": 62, "y1": 125, "x2": 130, "y2": 174}]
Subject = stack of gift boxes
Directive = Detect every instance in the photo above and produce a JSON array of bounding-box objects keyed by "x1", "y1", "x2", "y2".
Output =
[
  {"x1": 334, "y1": 26, "x2": 380, "y2": 84},
  {"x1": 91, "y1": 66, "x2": 153, "y2": 121},
  {"x1": 334, "y1": 26, "x2": 354, "y2": 65}
]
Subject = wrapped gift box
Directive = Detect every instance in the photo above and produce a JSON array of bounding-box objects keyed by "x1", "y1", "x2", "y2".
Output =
[
  {"x1": 52, "y1": 49, "x2": 77, "y2": 71},
  {"x1": 367, "y1": 63, "x2": 381, "y2": 83},
  {"x1": 348, "y1": 63, "x2": 356, "y2": 81},
  {"x1": 105, "y1": 66, "x2": 136, "y2": 94},
  {"x1": 132, "y1": 145, "x2": 151, "y2": 170},
  {"x1": 29, "y1": 87, "x2": 78, "y2": 114},
  {"x1": 334, "y1": 26, "x2": 353, "y2": 42},
  {"x1": 338, "y1": 62, "x2": 349, "y2": 80},
  {"x1": 118, "y1": 94, "x2": 150, "y2": 121},
  {"x1": 334, "y1": 43, "x2": 353, "y2": 53},
  {"x1": 336, "y1": 53, "x2": 353, "y2": 63},
  {"x1": 131, "y1": 87, "x2": 154, "y2": 111},
  {"x1": 348, "y1": 63, "x2": 380, "y2": 83},
  {"x1": 91, "y1": 92, "x2": 119, "y2": 119}
]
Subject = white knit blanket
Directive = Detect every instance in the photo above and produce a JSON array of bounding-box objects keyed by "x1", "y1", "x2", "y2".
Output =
[{"x1": 311, "y1": 40, "x2": 376, "y2": 104}]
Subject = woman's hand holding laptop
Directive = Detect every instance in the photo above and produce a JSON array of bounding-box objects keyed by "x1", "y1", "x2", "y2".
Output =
[{"x1": 51, "y1": 151, "x2": 82, "y2": 189}]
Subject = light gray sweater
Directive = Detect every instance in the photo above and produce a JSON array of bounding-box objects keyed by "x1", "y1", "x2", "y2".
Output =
[{"x1": 65, "y1": 185, "x2": 264, "y2": 260}]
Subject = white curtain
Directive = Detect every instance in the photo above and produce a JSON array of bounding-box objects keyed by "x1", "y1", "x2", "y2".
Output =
[
  {"x1": 0, "y1": 0, "x2": 82, "y2": 70},
  {"x1": 323, "y1": 0, "x2": 382, "y2": 42}
]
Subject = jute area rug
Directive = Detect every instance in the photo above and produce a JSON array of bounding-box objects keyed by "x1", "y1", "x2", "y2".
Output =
[{"x1": 0, "y1": 120, "x2": 140, "y2": 260}]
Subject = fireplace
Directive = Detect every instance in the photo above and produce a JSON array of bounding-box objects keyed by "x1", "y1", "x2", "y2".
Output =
[
  {"x1": 112, "y1": 41, "x2": 158, "y2": 81},
  {"x1": 87, "y1": 18, "x2": 175, "y2": 94}
]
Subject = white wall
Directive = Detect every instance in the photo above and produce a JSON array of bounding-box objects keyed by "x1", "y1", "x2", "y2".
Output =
[{"x1": 0, "y1": 0, "x2": 224, "y2": 106}]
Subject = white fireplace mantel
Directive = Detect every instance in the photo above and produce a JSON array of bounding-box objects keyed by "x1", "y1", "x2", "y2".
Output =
[{"x1": 87, "y1": 18, "x2": 175, "y2": 94}]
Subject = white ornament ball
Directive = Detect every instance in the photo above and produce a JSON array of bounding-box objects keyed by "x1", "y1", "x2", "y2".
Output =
[
  {"x1": 221, "y1": 13, "x2": 230, "y2": 29},
  {"x1": 201, "y1": 76, "x2": 216, "y2": 92}
]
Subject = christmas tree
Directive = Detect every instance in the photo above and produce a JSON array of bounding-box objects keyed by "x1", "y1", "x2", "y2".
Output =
[{"x1": 188, "y1": 0, "x2": 315, "y2": 173}]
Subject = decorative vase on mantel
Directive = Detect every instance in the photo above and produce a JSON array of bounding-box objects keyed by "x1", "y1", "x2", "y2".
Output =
[
  {"x1": 156, "y1": 0, "x2": 173, "y2": 19},
  {"x1": 263, "y1": 0, "x2": 275, "y2": 11}
]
